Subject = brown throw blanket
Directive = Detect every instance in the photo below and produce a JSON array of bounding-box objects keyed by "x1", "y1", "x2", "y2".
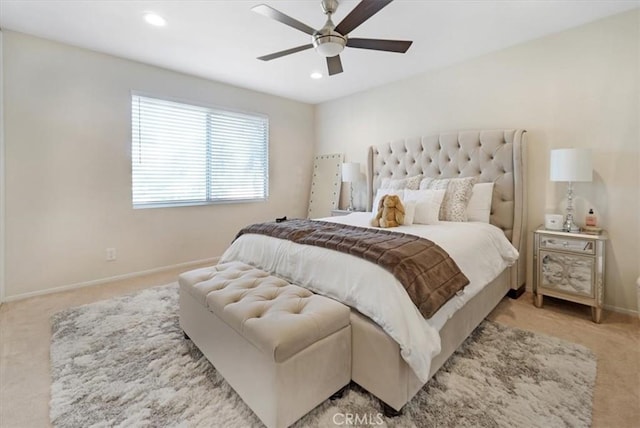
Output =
[{"x1": 236, "y1": 219, "x2": 469, "y2": 318}]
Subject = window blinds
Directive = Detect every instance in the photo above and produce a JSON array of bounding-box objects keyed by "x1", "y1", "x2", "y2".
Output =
[{"x1": 132, "y1": 95, "x2": 269, "y2": 208}]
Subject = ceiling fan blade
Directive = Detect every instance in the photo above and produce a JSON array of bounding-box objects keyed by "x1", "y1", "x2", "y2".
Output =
[
  {"x1": 258, "y1": 44, "x2": 314, "y2": 61},
  {"x1": 327, "y1": 55, "x2": 343, "y2": 76},
  {"x1": 347, "y1": 38, "x2": 412, "y2": 53},
  {"x1": 252, "y1": 4, "x2": 316, "y2": 36},
  {"x1": 334, "y1": 0, "x2": 394, "y2": 36}
]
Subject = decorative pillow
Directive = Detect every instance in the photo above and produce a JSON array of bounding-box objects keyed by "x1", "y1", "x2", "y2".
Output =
[
  {"x1": 418, "y1": 177, "x2": 434, "y2": 190},
  {"x1": 403, "y1": 189, "x2": 446, "y2": 225},
  {"x1": 420, "y1": 177, "x2": 477, "y2": 221},
  {"x1": 466, "y1": 182, "x2": 494, "y2": 223},
  {"x1": 372, "y1": 189, "x2": 404, "y2": 216},
  {"x1": 380, "y1": 175, "x2": 422, "y2": 191}
]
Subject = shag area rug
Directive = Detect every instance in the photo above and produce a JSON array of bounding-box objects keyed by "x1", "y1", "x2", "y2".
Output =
[{"x1": 51, "y1": 284, "x2": 596, "y2": 427}]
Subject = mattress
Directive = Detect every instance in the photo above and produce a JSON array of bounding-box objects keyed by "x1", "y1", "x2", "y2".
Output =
[{"x1": 220, "y1": 213, "x2": 518, "y2": 382}]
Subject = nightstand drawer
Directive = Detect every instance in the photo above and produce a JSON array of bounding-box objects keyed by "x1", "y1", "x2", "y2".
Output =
[
  {"x1": 539, "y1": 236, "x2": 595, "y2": 255},
  {"x1": 539, "y1": 250, "x2": 595, "y2": 298}
]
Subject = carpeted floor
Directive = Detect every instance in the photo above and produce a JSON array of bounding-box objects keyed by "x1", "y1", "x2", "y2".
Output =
[{"x1": 50, "y1": 284, "x2": 597, "y2": 427}]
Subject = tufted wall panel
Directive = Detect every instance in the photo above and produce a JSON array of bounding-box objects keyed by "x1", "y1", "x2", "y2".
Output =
[{"x1": 367, "y1": 129, "x2": 527, "y2": 289}]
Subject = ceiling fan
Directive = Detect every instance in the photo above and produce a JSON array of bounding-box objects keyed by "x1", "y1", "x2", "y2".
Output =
[{"x1": 252, "y1": 0, "x2": 413, "y2": 76}]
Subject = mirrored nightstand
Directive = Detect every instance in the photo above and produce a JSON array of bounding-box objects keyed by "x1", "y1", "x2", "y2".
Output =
[
  {"x1": 533, "y1": 226, "x2": 608, "y2": 323},
  {"x1": 331, "y1": 209, "x2": 362, "y2": 216}
]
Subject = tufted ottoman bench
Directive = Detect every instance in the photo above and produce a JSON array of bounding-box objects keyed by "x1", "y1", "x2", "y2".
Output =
[{"x1": 178, "y1": 261, "x2": 351, "y2": 428}]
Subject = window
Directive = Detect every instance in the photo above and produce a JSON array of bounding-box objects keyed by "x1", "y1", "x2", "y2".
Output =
[{"x1": 131, "y1": 94, "x2": 269, "y2": 208}]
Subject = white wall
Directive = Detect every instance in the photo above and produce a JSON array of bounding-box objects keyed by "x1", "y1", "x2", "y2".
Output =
[
  {"x1": 316, "y1": 10, "x2": 640, "y2": 313},
  {"x1": 2, "y1": 31, "x2": 315, "y2": 299}
]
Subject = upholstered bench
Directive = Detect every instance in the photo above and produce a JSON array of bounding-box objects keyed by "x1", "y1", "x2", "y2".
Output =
[{"x1": 178, "y1": 261, "x2": 351, "y2": 428}]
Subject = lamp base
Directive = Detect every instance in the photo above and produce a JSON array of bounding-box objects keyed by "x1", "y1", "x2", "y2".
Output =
[
  {"x1": 563, "y1": 181, "x2": 581, "y2": 233},
  {"x1": 563, "y1": 214, "x2": 581, "y2": 233},
  {"x1": 347, "y1": 182, "x2": 355, "y2": 212}
]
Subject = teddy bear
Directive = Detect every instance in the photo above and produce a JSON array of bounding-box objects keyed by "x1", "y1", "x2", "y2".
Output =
[{"x1": 371, "y1": 194, "x2": 405, "y2": 228}]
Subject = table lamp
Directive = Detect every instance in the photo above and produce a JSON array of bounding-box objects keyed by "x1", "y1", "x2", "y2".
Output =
[
  {"x1": 550, "y1": 148, "x2": 592, "y2": 233},
  {"x1": 341, "y1": 162, "x2": 360, "y2": 211}
]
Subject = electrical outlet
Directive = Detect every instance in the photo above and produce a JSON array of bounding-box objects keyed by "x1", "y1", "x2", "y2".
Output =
[{"x1": 106, "y1": 248, "x2": 116, "y2": 261}]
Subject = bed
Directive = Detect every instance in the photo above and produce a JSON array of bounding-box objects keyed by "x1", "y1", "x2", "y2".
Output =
[{"x1": 222, "y1": 129, "x2": 528, "y2": 413}]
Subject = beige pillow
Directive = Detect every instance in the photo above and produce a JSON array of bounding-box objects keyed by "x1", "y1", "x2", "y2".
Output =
[
  {"x1": 419, "y1": 177, "x2": 477, "y2": 221},
  {"x1": 380, "y1": 175, "x2": 422, "y2": 191}
]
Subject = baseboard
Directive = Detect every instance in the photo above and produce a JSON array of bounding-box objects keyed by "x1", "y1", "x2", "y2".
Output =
[
  {"x1": 507, "y1": 284, "x2": 526, "y2": 299},
  {"x1": 1, "y1": 256, "x2": 220, "y2": 303},
  {"x1": 603, "y1": 303, "x2": 639, "y2": 317}
]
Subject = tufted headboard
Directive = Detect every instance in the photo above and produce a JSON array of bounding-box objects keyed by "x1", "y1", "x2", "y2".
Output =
[{"x1": 367, "y1": 129, "x2": 527, "y2": 291}]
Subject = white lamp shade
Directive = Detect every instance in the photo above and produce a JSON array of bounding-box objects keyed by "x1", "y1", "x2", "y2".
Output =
[
  {"x1": 550, "y1": 149, "x2": 593, "y2": 182},
  {"x1": 342, "y1": 162, "x2": 360, "y2": 183}
]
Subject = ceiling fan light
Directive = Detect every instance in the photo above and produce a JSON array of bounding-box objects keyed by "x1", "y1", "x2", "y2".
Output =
[
  {"x1": 316, "y1": 42, "x2": 343, "y2": 57},
  {"x1": 313, "y1": 34, "x2": 346, "y2": 57}
]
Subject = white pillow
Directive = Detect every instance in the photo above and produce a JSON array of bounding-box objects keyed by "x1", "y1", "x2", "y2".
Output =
[
  {"x1": 403, "y1": 189, "x2": 446, "y2": 225},
  {"x1": 372, "y1": 189, "x2": 404, "y2": 215},
  {"x1": 380, "y1": 175, "x2": 422, "y2": 190},
  {"x1": 466, "y1": 182, "x2": 494, "y2": 223},
  {"x1": 402, "y1": 200, "x2": 417, "y2": 225}
]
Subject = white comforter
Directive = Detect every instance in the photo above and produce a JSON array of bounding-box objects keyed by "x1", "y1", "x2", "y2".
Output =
[{"x1": 220, "y1": 212, "x2": 518, "y2": 382}]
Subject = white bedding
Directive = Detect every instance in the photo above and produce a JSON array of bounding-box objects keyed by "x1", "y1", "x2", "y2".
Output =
[{"x1": 220, "y1": 212, "x2": 518, "y2": 382}]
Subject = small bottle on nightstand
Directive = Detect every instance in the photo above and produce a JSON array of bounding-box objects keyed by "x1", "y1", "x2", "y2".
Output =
[{"x1": 585, "y1": 209, "x2": 597, "y2": 227}]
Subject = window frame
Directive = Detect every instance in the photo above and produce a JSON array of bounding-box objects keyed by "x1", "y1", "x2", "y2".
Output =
[{"x1": 130, "y1": 91, "x2": 270, "y2": 209}]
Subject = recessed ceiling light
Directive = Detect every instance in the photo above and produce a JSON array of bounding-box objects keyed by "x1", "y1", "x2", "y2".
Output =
[
  {"x1": 144, "y1": 13, "x2": 166, "y2": 27},
  {"x1": 310, "y1": 72, "x2": 323, "y2": 80}
]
